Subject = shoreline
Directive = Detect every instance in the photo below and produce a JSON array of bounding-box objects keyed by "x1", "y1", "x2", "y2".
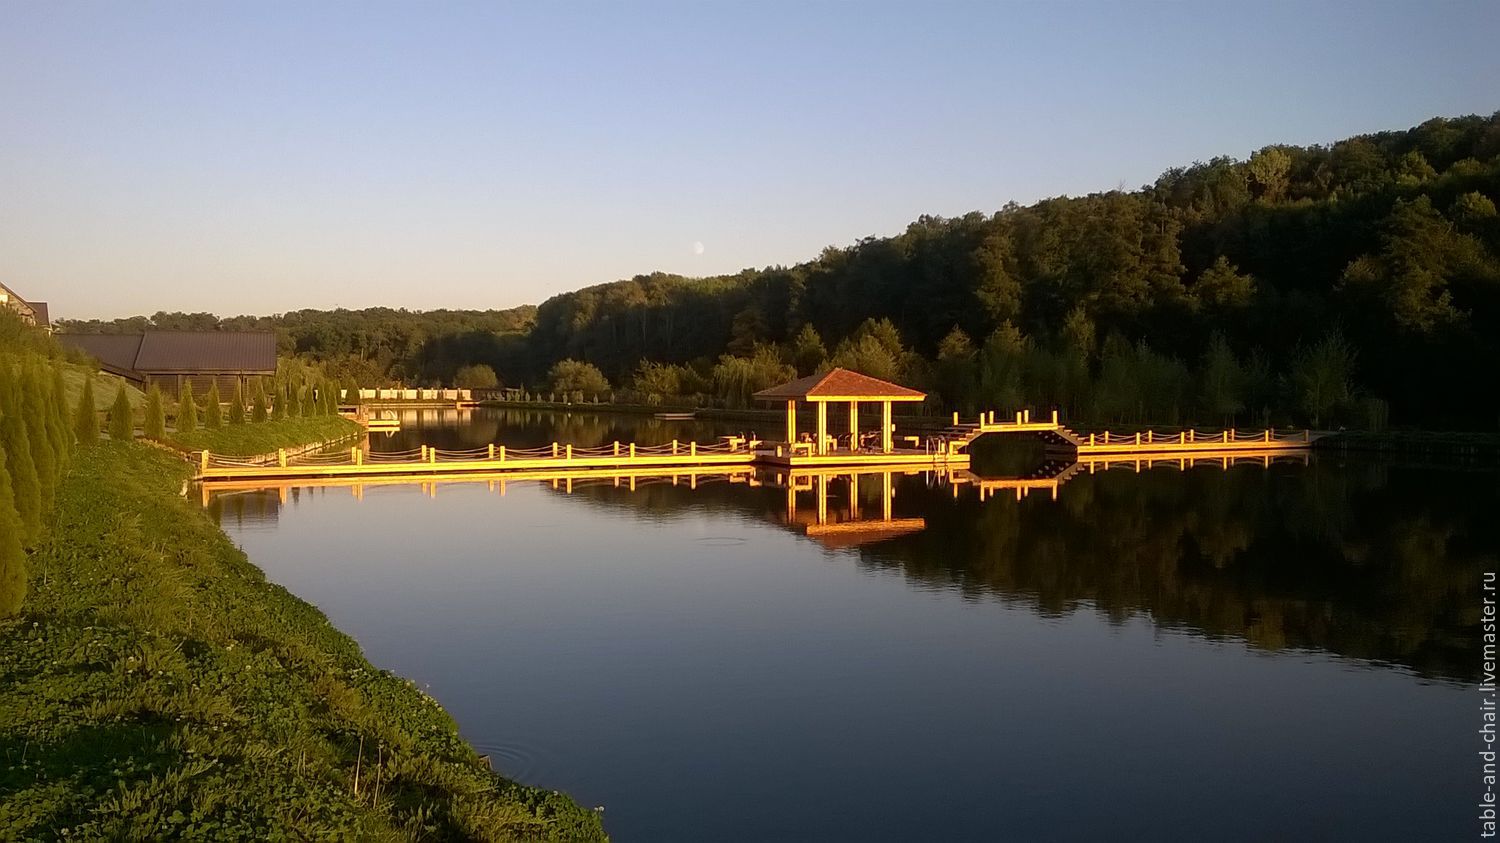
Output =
[{"x1": 0, "y1": 426, "x2": 606, "y2": 839}]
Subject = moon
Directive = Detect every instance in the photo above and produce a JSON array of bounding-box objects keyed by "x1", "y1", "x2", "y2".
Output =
[{"x1": 692, "y1": 241, "x2": 705, "y2": 255}]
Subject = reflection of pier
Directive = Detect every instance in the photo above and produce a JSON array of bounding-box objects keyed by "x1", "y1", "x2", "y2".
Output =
[{"x1": 953, "y1": 448, "x2": 1314, "y2": 501}]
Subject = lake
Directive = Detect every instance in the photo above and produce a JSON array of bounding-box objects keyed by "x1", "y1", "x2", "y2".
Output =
[{"x1": 206, "y1": 408, "x2": 1491, "y2": 841}]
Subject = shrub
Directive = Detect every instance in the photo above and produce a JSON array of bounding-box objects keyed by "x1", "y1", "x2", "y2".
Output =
[
  {"x1": 203, "y1": 381, "x2": 223, "y2": 430},
  {"x1": 178, "y1": 382, "x2": 198, "y2": 433},
  {"x1": 144, "y1": 384, "x2": 167, "y2": 440},
  {"x1": 108, "y1": 385, "x2": 133, "y2": 440}
]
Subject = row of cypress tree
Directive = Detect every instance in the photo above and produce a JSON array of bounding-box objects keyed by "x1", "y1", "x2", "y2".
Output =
[{"x1": 0, "y1": 360, "x2": 87, "y2": 618}]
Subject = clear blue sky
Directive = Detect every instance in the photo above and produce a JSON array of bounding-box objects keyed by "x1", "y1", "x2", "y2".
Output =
[{"x1": 3, "y1": 1, "x2": 1497, "y2": 320}]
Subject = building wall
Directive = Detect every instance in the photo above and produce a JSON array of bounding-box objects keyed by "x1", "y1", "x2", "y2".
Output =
[{"x1": 144, "y1": 372, "x2": 269, "y2": 399}]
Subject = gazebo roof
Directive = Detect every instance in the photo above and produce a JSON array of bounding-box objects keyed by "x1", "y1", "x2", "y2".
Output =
[{"x1": 753, "y1": 367, "x2": 926, "y2": 402}]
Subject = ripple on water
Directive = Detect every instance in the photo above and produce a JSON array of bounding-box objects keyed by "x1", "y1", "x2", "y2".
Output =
[
  {"x1": 471, "y1": 740, "x2": 548, "y2": 785},
  {"x1": 694, "y1": 536, "x2": 747, "y2": 547}
]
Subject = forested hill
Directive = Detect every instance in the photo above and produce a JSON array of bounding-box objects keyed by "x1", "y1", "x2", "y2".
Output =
[{"x1": 61, "y1": 113, "x2": 1500, "y2": 428}]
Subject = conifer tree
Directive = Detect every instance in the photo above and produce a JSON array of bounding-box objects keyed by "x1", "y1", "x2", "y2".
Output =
[
  {"x1": 178, "y1": 382, "x2": 198, "y2": 433},
  {"x1": 251, "y1": 380, "x2": 269, "y2": 422},
  {"x1": 51, "y1": 366, "x2": 73, "y2": 461},
  {"x1": 1, "y1": 370, "x2": 42, "y2": 543},
  {"x1": 299, "y1": 384, "x2": 313, "y2": 417},
  {"x1": 203, "y1": 381, "x2": 222, "y2": 430},
  {"x1": 0, "y1": 445, "x2": 28, "y2": 618},
  {"x1": 285, "y1": 382, "x2": 301, "y2": 418},
  {"x1": 74, "y1": 377, "x2": 98, "y2": 446},
  {"x1": 108, "y1": 385, "x2": 133, "y2": 440},
  {"x1": 144, "y1": 384, "x2": 167, "y2": 440},
  {"x1": 344, "y1": 378, "x2": 361, "y2": 408},
  {"x1": 229, "y1": 380, "x2": 246, "y2": 425},
  {"x1": 20, "y1": 365, "x2": 58, "y2": 516}
]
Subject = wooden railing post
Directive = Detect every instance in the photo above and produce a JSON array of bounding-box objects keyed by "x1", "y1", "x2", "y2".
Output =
[
  {"x1": 613, "y1": 441, "x2": 620, "y2": 456},
  {"x1": 672, "y1": 439, "x2": 679, "y2": 455},
  {"x1": 201, "y1": 451, "x2": 210, "y2": 472},
  {"x1": 565, "y1": 444, "x2": 573, "y2": 460},
  {"x1": 629, "y1": 443, "x2": 636, "y2": 458},
  {"x1": 487, "y1": 443, "x2": 495, "y2": 459},
  {"x1": 552, "y1": 442, "x2": 559, "y2": 457},
  {"x1": 1135, "y1": 432, "x2": 1141, "y2": 446},
  {"x1": 952, "y1": 412, "x2": 959, "y2": 426},
  {"x1": 278, "y1": 449, "x2": 287, "y2": 467},
  {"x1": 498, "y1": 445, "x2": 505, "y2": 461},
  {"x1": 1051, "y1": 409, "x2": 1058, "y2": 425},
  {"x1": 1264, "y1": 429, "x2": 1271, "y2": 442},
  {"x1": 690, "y1": 442, "x2": 697, "y2": 457}
]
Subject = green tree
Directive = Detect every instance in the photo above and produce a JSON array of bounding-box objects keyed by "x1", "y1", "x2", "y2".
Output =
[
  {"x1": 229, "y1": 381, "x2": 246, "y2": 425},
  {"x1": 177, "y1": 382, "x2": 198, "y2": 433},
  {"x1": 144, "y1": 384, "x2": 167, "y2": 440},
  {"x1": 1199, "y1": 333, "x2": 1245, "y2": 424},
  {"x1": 272, "y1": 381, "x2": 287, "y2": 420},
  {"x1": 251, "y1": 380, "x2": 269, "y2": 422},
  {"x1": 1194, "y1": 256, "x2": 1257, "y2": 310},
  {"x1": 454, "y1": 364, "x2": 499, "y2": 390},
  {"x1": 548, "y1": 359, "x2": 610, "y2": 397},
  {"x1": 21, "y1": 366, "x2": 59, "y2": 516},
  {"x1": 936, "y1": 326, "x2": 977, "y2": 411},
  {"x1": 789, "y1": 324, "x2": 828, "y2": 375},
  {"x1": 108, "y1": 385, "x2": 133, "y2": 440},
  {"x1": 0, "y1": 445, "x2": 28, "y2": 617},
  {"x1": 631, "y1": 361, "x2": 682, "y2": 404},
  {"x1": 50, "y1": 366, "x2": 73, "y2": 461},
  {"x1": 74, "y1": 377, "x2": 98, "y2": 445},
  {"x1": 1291, "y1": 331, "x2": 1356, "y2": 427},
  {"x1": 343, "y1": 378, "x2": 362, "y2": 407},
  {"x1": 203, "y1": 381, "x2": 223, "y2": 430},
  {"x1": 1, "y1": 369, "x2": 42, "y2": 543}
]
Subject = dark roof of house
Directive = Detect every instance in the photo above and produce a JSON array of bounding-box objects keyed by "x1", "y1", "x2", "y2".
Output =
[
  {"x1": 57, "y1": 334, "x2": 144, "y2": 373},
  {"x1": 57, "y1": 331, "x2": 277, "y2": 375},
  {"x1": 752, "y1": 367, "x2": 926, "y2": 402},
  {"x1": 134, "y1": 331, "x2": 277, "y2": 373},
  {"x1": 30, "y1": 302, "x2": 48, "y2": 328}
]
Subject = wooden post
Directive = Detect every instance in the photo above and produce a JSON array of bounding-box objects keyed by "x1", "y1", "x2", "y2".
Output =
[
  {"x1": 430, "y1": 447, "x2": 437, "y2": 464},
  {"x1": 672, "y1": 439, "x2": 679, "y2": 455},
  {"x1": 201, "y1": 451, "x2": 210, "y2": 472},
  {"x1": 613, "y1": 441, "x2": 620, "y2": 456},
  {"x1": 952, "y1": 411, "x2": 959, "y2": 426},
  {"x1": 498, "y1": 445, "x2": 506, "y2": 461},
  {"x1": 881, "y1": 401, "x2": 893, "y2": 453},
  {"x1": 689, "y1": 441, "x2": 697, "y2": 456},
  {"x1": 1089, "y1": 433, "x2": 1095, "y2": 446},
  {"x1": 1188, "y1": 430, "x2": 1194, "y2": 443},
  {"x1": 816, "y1": 402, "x2": 827, "y2": 455},
  {"x1": 787, "y1": 400, "x2": 797, "y2": 446},
  {"x1": 278, "y1": 449, "x2": 287, "y2": 467},
  {"x1": 565, "y1": 444, "x2": 573, "y2": 460},
  {"x1": 849, "y1": 401, "x2": 859, "y2": 449},
  {"x1": 629, "y1": 443, "x2": 635, "y2": 458},
  {"x1": 1180, "y1": 431, "x2": 1186, "y2": 444},
  {"x1": 488, "y1": 443, "x2": 495, "y2": 459},
  {"x1": 552, "y1": 442, "x2": 559, "y2": 457},
  {"x1": 882, "y1": 471, "x2": 892, "y2": 521},
  {"x1": 1134, "y1": 432, "x2": 1141, "y2": 446},
  {"x1": 1015, "y1": 411, "x2": 1023, "y2": 424},
  {"x1": 1304, "y1": 430, "x2": 1310, "y2": 442},
  {"x1": 1023, "y1": 409, "x2": 1030, "y2": 423},
  {"x1": 1051, "y1": 409, "x2": 1059, "y2": 425},
  {"x1": 1264, "y1": 429, "x2": 1271, "y2": 442},
  {"x1": 352, "y1": 447, "x2": 361, "y2": 465}
]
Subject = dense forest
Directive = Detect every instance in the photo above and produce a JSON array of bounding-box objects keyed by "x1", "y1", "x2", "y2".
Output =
[{"x1": 61, "y1": 114, "x2": 1500, "y2": 428}]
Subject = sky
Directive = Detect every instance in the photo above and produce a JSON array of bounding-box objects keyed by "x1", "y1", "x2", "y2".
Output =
[{"x1": 2, "y1": 1, "x2": 1497, "y2": 321}]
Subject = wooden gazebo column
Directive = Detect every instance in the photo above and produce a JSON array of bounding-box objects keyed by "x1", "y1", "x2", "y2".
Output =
[
  {"x1": 816, "y1": 401, "x2": 828, "y2": 455},
  {"x1": 849, "y1": 401, "x2": 859, "y2": 450},
  {"x1": 785, "y1": 400, "x2": 796, "y2": 446},
  {"x1": 881, "y1": 401, "x2": 893, "y2": 453}
]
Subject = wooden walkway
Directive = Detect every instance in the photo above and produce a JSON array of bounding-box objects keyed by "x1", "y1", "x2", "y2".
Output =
[{"x1": 194, "y1": 408, "x2": 1320, "y2": 484}]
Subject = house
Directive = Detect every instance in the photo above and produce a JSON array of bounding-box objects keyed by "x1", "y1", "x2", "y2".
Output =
[
  {"x1": 0, "y1": 282, "x2": 50, "y2": 331},
  {"x1": 57, "y1": 331, "x2": 278, "y2": 396}
]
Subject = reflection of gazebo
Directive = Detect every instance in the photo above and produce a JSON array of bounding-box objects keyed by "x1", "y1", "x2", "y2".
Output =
[{"x1": 753, "y1": 368, "x2": 926, "y2": 455}]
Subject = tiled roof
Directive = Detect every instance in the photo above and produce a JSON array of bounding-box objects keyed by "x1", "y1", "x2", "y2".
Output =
[
  {"x1": 57, "y1": 331, "x2": 278, "y2": 374},
  {"x1": 752, "y1": 367, "x2": 926, "y2": 401}
]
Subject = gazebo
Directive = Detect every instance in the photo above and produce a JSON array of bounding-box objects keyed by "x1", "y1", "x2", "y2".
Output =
[{"x1": 752, "y1": 367, "x2": 926, "y2": 455}]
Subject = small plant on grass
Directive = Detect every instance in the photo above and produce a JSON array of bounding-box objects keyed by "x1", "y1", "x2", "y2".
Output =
[
  {"x1": 144, "y1": 384, "x2": 167, "y2": 440},
  {"x1": 109, "y1": 385, "x2": 133, "y2": 440},
  {"x1": 229, "y1": 381, "x2": 246, "y2": 425},
  {"x1": 178, "y1": 382, "x2": 198, "y2": 433},
  {"x1": 203, "y1": 381, "x2": 222, "y2": 430}
]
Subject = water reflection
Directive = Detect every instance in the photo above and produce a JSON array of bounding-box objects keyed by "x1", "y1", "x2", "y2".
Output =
[{"x1": 205, "y1": 448, "x2": 1489, "y2": 683}]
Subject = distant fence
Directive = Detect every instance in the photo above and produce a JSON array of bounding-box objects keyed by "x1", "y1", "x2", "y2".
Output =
[{"x1": 344, "y1": 388, "x2": 473, "y2": 402}]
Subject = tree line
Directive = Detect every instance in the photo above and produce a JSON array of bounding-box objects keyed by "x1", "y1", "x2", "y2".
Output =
[{"x1": 60, "y1": 114, "x2": 1500, "y2": 428}]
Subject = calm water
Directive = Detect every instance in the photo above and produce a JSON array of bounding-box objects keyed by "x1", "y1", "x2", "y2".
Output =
[{"x1": 208, "y1": 408, "x2": 1494, "y2": 841}]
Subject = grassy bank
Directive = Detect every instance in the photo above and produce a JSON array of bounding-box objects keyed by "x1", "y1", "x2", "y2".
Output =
[
  {"x1": 168, "y1": 416, "x2": 363, "y2": 456},
  {"x1": 0, "y1": 441, "x2": 606, "y2": 840}
]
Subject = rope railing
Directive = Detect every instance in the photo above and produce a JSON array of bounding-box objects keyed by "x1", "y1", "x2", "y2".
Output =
[{"x1": 1082, "y1": 428, "x2": 1313, "y2": 446}]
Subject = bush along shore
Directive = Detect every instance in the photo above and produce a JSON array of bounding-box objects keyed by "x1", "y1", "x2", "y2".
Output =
[{"x1": 0, "y1": 438, "x2": 606, "y2": 839}]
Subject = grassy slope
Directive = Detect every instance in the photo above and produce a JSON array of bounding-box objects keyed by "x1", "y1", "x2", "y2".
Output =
[
  {"x1": 0, "y1": 441, "x2": 606, "y2": 840},
  {"x1": 58, "y1": 365, "x2": 147, "y2": 411},
  {"x1": 168, "y1": 416, "x2": 363, "y2": 456}
]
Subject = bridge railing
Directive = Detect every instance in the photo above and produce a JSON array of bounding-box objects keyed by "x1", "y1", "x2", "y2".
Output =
[{"x1": 200, "y1": 436, "x2": 755, "y2": 472}]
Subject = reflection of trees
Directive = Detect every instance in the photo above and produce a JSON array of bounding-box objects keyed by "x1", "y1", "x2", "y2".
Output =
[
  {"x1": 874, "y1": 462, "x2": 1492, "y2": 681},
  {"x1": 557, "y1": 458, "x2": 1494, "y2": 682},
  {"x1": 374, "y1": 408, "x2": 766, "y2": 452}
]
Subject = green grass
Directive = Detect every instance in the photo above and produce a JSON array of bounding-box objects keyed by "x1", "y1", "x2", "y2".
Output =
[
  {"x1": 58, "y1": 365, "x2": 147, "y2": 411},
  {"x1": 168, "y1": 416, "x2": 363, "y2": 456},
  {"x1": 0, "y1": 441, "x2": 606, "y2": 840}
]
